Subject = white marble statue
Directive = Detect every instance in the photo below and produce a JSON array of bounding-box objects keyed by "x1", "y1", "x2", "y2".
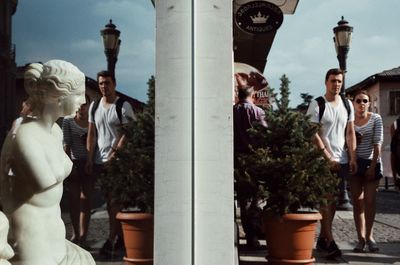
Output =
[
  {"x1": 0, "y1": 60, "x2": 95, "y2": 265},
  {"x1": 0, "y1": 212, "x2": 13, "y2": 265}
]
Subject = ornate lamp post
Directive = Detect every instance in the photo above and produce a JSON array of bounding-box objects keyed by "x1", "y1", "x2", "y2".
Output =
[
  {"x1": 100, "y1": 19, "x2": 121, "y2": 75},
  {"x1": 333, "y1": 16, "x2": 353, "y2": 94},
  {"x1": 333, "y1": 16, "x2": 353, "y2": 211}
]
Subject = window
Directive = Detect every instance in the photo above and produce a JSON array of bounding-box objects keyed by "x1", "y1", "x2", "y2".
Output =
[{"x1": 389, "y1": 91, "x2": 400, "y2": 115}]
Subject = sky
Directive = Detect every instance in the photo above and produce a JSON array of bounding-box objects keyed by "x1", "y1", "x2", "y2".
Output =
[
  {"x1": 13, "y1": 0, "x2": 155, "y2": 104},
  {"x1": 12, "y1": 0, "x2": 400, "y2": 107},
  {"x1": 266, "y1": 0, "x2": 400, "y2": 106}
]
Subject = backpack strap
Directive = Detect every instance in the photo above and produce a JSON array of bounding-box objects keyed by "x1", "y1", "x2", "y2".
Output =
[
  {"x1": 91, "y1": 97, "x2": 126, "y2": 124},
  {"x1": 315, "y1": 95, "x2": 351, "y2": 123},
  {"x1": 340, "y1": 94, "x2": 351, "y2": 121},
  {"x1": 90, "y1": 98, "x2": 101, "y2": 122},
  {"x1": 115, "y1": 97, "x2": 125, "y2": 124},
  {"x1": 315, "y1": 96, "x2": 325, "y2": 123}
]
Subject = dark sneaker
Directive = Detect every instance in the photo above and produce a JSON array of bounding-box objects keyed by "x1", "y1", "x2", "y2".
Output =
[
  {"x1": 366, "y1": 239, "x2": 379, "y2": 252},
  {"x1": 246, "y1": 236, "x2": 260, "y2": 248},
  {"x1": 316, "y1": 237, "x2": 328, "y2": 251},
  {"x1": 115, "y1": 236, "x2": 125, "y2": 251},
  {"x1": 325, "y1": 241, "x2": 342, "y2": 259},
  {"x1": 79, "y1": 240, "x2": 92, "y2": 251},
  {"x1": 100, "y1": 239, "x2": 116, "y2": 257},
  {"x1": 353, "y1": 241, "x2": 365, "y2": 253}
]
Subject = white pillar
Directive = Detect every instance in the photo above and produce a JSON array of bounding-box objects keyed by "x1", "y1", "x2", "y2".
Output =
[{"x1": 155, "y1": 0, "x2": 234, "y2": 264}]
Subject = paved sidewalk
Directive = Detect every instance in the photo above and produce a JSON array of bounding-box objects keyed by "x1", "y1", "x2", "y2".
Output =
[
  {"x1": 61, "y1": 188, "x2": 399, "y2": 264},
  {"x1": 238, "y1": 189, "x2": 400, "y2": 265},
  {"x1": 62, "y1": 207, "x2": 124, "y2": 265}
]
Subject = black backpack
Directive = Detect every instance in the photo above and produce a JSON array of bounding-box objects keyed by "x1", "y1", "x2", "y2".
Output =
[
  {"x1": 91, "y1": 97, "x2": 125, "y2": 124},
  {"x1": 315, "y1": 94, "x2": 351, "y2": 123},
  {"x1": 390, "y1": 118, "x2": 400, "y2": 173}
]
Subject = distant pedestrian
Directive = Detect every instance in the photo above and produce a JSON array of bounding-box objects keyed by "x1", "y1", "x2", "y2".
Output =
[
  {"x1": 234, "y1": 73, "x2": 267, "y2": 248},
  {"x1": 85, "y1": 70, "x2": 134, "y2": 257},
  {"x1": 306, "y1": 68, "x2": 357, "y2": 259},
  {"x1": 350, "y1": 90, "x2": 383, "y2": 253},
  {"x1": 390, "y1": 115, "x2": 400, "y2": 190},
  {"x1": 62, "y1": 94, "x2": 92, "y2": 249}
]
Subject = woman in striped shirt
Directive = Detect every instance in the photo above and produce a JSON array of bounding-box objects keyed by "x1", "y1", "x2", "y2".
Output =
[
  {"x1": 350, "y1": 90, "x2": 383, "y2": 253},
  {"x1": 62, "y1": 94, "x2": 92, "y2": 249}
]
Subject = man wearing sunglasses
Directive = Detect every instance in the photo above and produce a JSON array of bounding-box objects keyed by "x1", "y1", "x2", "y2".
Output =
[{"x1": 306, "y1": 68, "x2": 357, "y2": 259}]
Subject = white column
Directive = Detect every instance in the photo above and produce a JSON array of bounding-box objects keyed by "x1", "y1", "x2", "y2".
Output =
[
  {"x1": 155, "y1": 1, "x2": 192, "y2": 264},
  {"x1": 155, "y1": 0, "x2": 234, "y2": 265},
  {"x1": 194, "y1": 1, "x2": 234, "y2": 264}
]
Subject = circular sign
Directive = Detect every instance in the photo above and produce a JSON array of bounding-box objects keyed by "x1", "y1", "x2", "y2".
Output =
[{"x1": 235, "y1": 1, "x2": 284, "y2": 34}]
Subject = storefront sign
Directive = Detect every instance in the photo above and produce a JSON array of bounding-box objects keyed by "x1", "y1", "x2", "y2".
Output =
[
  {"x1": 234, "y1": 62, "x2": 270, "y2": 107},
  {"x1": 235, "y1": 1, "x2": 283, "y2": 34}
]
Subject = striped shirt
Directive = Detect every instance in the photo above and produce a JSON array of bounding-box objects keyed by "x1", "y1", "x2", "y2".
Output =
[
  {"x1": 62, "y1": 116, "x2": 88, "y2": 161},
  {"x1": 354, "y1": 112, "x2": 383, "y2": 161}
]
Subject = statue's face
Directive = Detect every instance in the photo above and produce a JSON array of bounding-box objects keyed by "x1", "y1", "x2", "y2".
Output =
[{"x1": 61, "y1": 91, "x2": 86, "y2": 117}]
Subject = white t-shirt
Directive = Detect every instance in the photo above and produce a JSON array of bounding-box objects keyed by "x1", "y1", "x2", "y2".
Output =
[
  {"x1": 88, "y1": 97, "x2": 135, "y2": 164},
  {"x1": 307, "y1": 96, "x2": 355, "y2": 164}
]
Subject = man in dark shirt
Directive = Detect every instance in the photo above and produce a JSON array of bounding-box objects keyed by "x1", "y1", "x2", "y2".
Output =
[{"x1": 234, "y1": 82, "x2": 267, "y2": 248}]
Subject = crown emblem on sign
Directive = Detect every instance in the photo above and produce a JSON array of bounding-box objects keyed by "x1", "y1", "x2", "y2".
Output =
[{"x1": 250, "y1": 11, "x2": 269, "y2": 24}]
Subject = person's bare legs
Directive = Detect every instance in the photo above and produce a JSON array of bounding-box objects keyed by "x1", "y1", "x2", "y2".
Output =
[
  {"x1": 79, "y1": 177, "x2": 94, "y2": 243},
  {"x1": 319, "y1": 193, "x2": 336, "y2": 243},
  {"x1": 69, "y1": 181, "x2": 81, "y2": 243},
  {"x1": 350, "y1": 176, "x2": 366, "y2": 243},
  {"x1": 364, "y1": 179, "x2": 379, "y2": 241},
  {"x1": 106, "y1": 193, "x2": 122, "y2": 244}
]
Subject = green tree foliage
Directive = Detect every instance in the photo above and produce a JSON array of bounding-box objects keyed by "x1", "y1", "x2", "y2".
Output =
[
  {"x1": 239, "y1": 75, "x2": 338, "y2": 215},
  {"x1": 98, "y1": 76, "x2": 155, "y2": 212}
]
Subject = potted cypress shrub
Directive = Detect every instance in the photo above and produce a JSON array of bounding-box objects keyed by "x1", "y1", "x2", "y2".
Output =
[
  {"x1": 98, "y1": 76, "x2": 155, "y2": 265},
  {"x1": 238, "y1": 75, "x2": 338, "y2": 264}
]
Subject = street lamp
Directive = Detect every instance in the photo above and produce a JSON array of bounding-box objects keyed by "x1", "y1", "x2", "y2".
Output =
[
  {"x1": 333, "y1": 16, "x2": 353, "y2": 211},
  {"x1": 333, "y1": 16, "x2": 353, "y2": 94},
  {"x1": 100, "y1": 19, "x2": 121, "y2": 75}
]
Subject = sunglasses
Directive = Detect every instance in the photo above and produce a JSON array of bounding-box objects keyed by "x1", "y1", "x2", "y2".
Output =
[{"x1": 355, "y1": 99, "x2": 368, "y2": 104}]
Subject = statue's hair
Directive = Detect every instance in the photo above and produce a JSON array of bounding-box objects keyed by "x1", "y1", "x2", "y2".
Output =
[{"x1": 24, "y1": 60, "x2": 85, "y2": 113}]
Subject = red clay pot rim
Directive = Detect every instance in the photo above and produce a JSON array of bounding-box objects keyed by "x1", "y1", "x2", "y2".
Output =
[
  {"x1": 267, "y1": 257, "x2": 315, "y2": 263},
  {"x1": 265, "y1": 212, "x2": 322, "y2": 221},
  {"x1": 116, "y1": 212, "x2": 153, "y2": 221},
  {"x1": 123, "y1": 256, "x2": 153, "y2": 262}
]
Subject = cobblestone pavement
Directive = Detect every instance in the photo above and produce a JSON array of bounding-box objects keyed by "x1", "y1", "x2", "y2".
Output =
[
  {"x1": 332, "y1": 190, "x2": 400, "y2": 244},
  {"x1": 61, "y1": 189, "x2": 125, "y2": 265}
]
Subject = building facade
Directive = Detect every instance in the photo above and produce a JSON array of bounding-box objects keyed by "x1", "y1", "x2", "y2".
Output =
[{"x1": 0, "y1": 0, "x2": 18, "y2": 148}]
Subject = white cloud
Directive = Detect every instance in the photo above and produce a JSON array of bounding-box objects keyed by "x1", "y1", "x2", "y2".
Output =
[
  {"x1": 71, "y1": 39, "x2": 101, "y2": 51},
  {"x1": 93, "y1": 0, "x2": 152, "y2": 26},
  {"x1": 364, "y1": 35, "x2": 396, "y2": 46}
]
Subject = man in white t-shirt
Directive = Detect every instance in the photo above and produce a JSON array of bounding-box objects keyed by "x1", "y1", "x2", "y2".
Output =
[
  {"x1": 86, "y1": 70, "x2": 134, "y2": 257},
  {"x1": 306, "y1": 68, "x2": 357, "y2": 259}
]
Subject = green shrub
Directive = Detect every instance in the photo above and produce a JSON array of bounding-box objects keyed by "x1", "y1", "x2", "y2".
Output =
[{"x1": 238, "y1": 75, "x2": 338, "y2": 215}]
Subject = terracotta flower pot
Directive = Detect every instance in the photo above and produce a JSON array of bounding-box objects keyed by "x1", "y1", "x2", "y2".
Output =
[
  {"x1": 263, "y1": 212, "x2": 322, "y2": 265},
  {"x1": 116, "y1": 212, "x2": 154, "y2": 265}
]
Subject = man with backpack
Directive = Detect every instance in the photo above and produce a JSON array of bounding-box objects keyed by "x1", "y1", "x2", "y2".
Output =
[
  {"x1": 85, "y1": 70, "x2": 134, "y2": 257},
  {"x1": 390, "y1": 118, "x2": 400, "y2": 189},
  {"x1": 306, "y1": 68, "x2": 357, "y2": 259}
]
